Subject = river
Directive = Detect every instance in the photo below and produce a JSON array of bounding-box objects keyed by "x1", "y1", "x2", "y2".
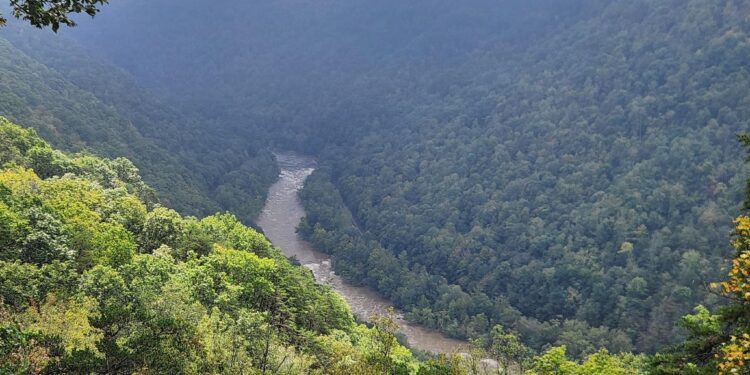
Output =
[{"x1": 256, "y1": 152, "x2": 469, "y2": 355}]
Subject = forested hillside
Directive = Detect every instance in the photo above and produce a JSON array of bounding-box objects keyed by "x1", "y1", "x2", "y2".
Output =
[
  {"x1": 0, "y1": 114, "x2": 659, "y2": 374},
  {"x1": 68, "y1": 0, "x2": 750, "y2": 357},
  {"x1": 303, "y1": 0, "x2": 750, "y2": 355},
  {"x1": 69, "y1": 0, "x2": 601, "y2": 150},
  {"x1": 0, "y1": 24, "x2": 278, "y2": 223},
  {"x1": 0, "y1": 117, "x2": 426, "y2": 374},
  {"x1": 0, "y1": 111, "x2": 747, "y2": 373}
]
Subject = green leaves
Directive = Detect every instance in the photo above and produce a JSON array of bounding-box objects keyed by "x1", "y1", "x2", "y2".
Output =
[
  {"x1": 0, "y1": 319, "x2": 51, "y2": 375},
  {"x1": 679, "y1": 306, "x2": 720, "y2": 339},
  {"x1": 485, "y1": 325, "x2": 534, "y2": 374},
  {"x1": 5, "y1": 0, "x2": 109, "y2": 32},
  {"x1": 22, "y1": 293, "x2": 103, "y2": 357},
  {"x1": 529, "y1": 346, "x2": 646, "y2": 375},
  {"x1": 199, "y1": 213, "x2": 273, "y2": 257},
  {"x1": 0, "y1": 117, "x2": 420, "y2": 373},
  {"x1": 138, "y1": 206, "x2": 186, "y2": 253}
]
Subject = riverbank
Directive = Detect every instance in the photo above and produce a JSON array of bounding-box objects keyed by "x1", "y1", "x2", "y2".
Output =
[{"x1": 256, "y1": 152, "x2": 469, "y2": 355}]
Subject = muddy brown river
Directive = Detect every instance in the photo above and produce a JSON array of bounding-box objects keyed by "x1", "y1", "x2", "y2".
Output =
[{"x1": 257, "y1": 153, "x2": 469, "y2": 355}]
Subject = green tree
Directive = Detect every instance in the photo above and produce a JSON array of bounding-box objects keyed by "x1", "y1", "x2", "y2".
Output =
[
  {"x1": 530, "y1": 346, "x2": 645, "y2": 375},
  {"x1": 20, "y1": 206, "x2": 72, "y2": 265},
  {"x1": 0, "y1": 117, "x2": 420, "y2": 373},
  {"x1": 1, "y1": 0, "x2": 109, "y2": 32},
  {"x1": 485, "y1": 325, "x2": 534, "y2": 375},
  {"x1": 138, "y1": 206, "x2": 185, "y2": 253},
  {"x1": 649, "y1": 136, "x2": 750, "y2": 374}
]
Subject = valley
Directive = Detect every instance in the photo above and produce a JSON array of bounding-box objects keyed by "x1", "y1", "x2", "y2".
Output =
[
  {"x1": 1, "y1": 0, "x2": 750, "y2": 373},
  {"x1": 257, "y1": 153, "x2": 467, "y2": 355}
]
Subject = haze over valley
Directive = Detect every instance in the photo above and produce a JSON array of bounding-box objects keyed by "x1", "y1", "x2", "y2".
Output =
[{"x1": 1, "y1": 1, "x2": 750, "y2": 374}]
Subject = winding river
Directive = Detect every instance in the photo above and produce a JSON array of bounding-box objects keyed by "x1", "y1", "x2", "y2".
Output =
[{"x1": 257, "y1": 153, "x2": 469, "y2": 355}]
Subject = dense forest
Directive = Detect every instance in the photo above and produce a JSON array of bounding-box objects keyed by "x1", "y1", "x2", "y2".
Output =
[
  {"x1": 0, "y1": 117, "x2": 423, "y2": 374},
  {"x1": 0, "y1": 22, "x2": 279, "y2": 224},
  {"x1": 68, "y1": 0, "x2": 750, "y2": 357},
  {"x1": 0, "y1": 116, "x2": 663, "y2": 374},
  {"x1": 300, "y1": 0, "x2": 750, "y2": 356},
  {"x1": 1, "y1": 0, "x2": 750, "y2": 373},
  {"x1": 1, "y1": 114, "x2": 749, "y2": 374}
]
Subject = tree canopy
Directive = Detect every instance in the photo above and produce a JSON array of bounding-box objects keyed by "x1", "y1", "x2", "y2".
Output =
[
  {"x1": 67, "y1": 1, "x2": 750, "y2": 354},
  {"x1": 2, "y1": 0, "x2": 750, "y2": 372},
  {"x1": 0, "y1": 117, "x2": 420, "y2": 374},
  {"x1": 1, "y1": 0, "x2": 108, "y2": 31}
]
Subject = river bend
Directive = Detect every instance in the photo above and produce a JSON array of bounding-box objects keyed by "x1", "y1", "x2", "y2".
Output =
[{"x1": 257, "y1": 152, "x2": 468, "y2": 354}]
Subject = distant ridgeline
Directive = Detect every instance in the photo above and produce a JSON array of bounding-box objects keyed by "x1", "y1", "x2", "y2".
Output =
[
  {"x1": 6, "y1": 0, "x2": 750, "y2": 370},
  {"x1": 0, "y1": 24, "x2": 278, "y2": 225}
]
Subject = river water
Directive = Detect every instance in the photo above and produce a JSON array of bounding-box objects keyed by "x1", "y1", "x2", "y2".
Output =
[{"x1": 256, "y1": 153, "x2": 469, "y2": 355}]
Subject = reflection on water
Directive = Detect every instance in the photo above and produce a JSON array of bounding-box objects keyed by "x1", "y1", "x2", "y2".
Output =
[{"x1": 257, "y1": 152, "x2": 468, "y2": 354}]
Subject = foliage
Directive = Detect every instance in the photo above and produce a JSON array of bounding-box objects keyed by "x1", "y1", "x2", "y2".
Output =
[
  {"x1": 14, "y1": 0, "x2": 749, "y2": 355},
  {"x1": 0, "y1": 118, "x2": 420, "y2": 374},
  {"x1": 484, "y1": 325, "x2": 534, "y2": 375},
  {"x1": 2, "y1": 0, "x2": 109, "y2": 32},
  {"x1": 2, "y1": 0, "x2": 750, "y2": 369},
  {"x1": 273, "y1": 0, "x2": 750, "y2": 356},
  {"x1": 21, "y1": 293, "x2": 103, "y2": 356},
  {"x1": 528, "y1": 346, "x2": 646, "y2": 375},
  {"x1": 0, "y1": 25, "x2": 279, "y2": 225},
  {"x1": 648, "y1": 139, "x2": 750, "y2": 374}
]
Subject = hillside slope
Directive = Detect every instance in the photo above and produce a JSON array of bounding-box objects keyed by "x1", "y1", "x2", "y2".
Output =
[
  {"x1": 0, "y1": 117, "x2": 421, "y2": 374},
  {"x1": 63, "y1": 0, "x2": 750, "y2": 356},
  {"x1": 302, "y1": 0, "x2": 750, "y2": 354},
  {"x1": 0, "y1": 24, "x2": 278, "y2": 222}
]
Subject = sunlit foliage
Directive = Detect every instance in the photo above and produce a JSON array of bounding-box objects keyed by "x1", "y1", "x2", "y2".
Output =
[{"x1": 0, "y1": 118, "x2": 419, "y2": 374}]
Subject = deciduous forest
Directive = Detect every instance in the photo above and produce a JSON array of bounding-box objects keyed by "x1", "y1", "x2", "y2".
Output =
[{"x1": 1, "y1": 0, "x2": 750, "y2": 374}]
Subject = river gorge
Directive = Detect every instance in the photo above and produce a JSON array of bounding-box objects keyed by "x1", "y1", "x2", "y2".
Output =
[{"x1": 257, "y1": 153, "x2": 469, "y2": 355}]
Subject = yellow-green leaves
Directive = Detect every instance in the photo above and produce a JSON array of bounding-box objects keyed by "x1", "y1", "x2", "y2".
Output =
[
  {"x1": 530, "y1": 346, "x2": 645, "y2": 375},
  {"x1": 717, "y1": 334, "x2": 750, "y2": 375},
  {"x1": 723, "y1": 217, "x2": 750, "y2": 301},
  {"x1": 0, "y1": 117, "x2": 420, "y2": 373},
  {"x1": 199, "y1": 213, "x2": 272, "y2": 256},
  {"x1": 206, "y1": 245, "x2": 277, "y2": 309},
  {"x1": 195, "y1": 308, "x2": 256, "y2": 372},
  {"x1": 713, "y1": 216, "x2": 750, "y2": 374},
  {"x1": 138, "y1": 206, "x2": 186, "y2": 253},
  {"x1": 22, "y1": 294, "x2": 102, "y2": 357},
  {"x1": 0, "y1": 167, "x2": 41, "y2": 195},
  {"x1": 0, "y1": 117, "x2": 47, "y2": 168},
  {"x1": 88, "y1": 223, "x2": 136, "y2": 267}
]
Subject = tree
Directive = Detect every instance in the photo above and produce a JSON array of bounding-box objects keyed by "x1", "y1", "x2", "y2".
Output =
[
  {"x1": 20, "y1": 206, "x2": 73, "y2": 265},
  {"x1": 0, "y1": 306, "x2": 51, "y2": 375},
  {"x1": 531, "y1": 346, "x2": 577, "y2": 375},
  {"x1": 138, "y1": 206, "x2": 186, "y2": 253},
  {"x1": 368, "y1": 308, "x2": 412, "y2": 374},
  {"x1": 485, "y1": 325, "x2": 534, "y2": 375},
  {"x1": 529, "y1": 346, "x2": 645, "y2": 375},
  {"x1": 714, "y1": 217, "x2": 750, "y2": 375},
  {"x1": 22, "y1": 293, "x2": 103, "y2": 357},
  {"x1": 0, "y1": 118, "x2": 420, "y2": 373},
  {"x1": 371, "y1": 308, "x2": 399, "y2": 359},
  {"x1": 649, "y1": 136, "x2": 750, "y2": 374},
  {"x1": 1, "y1": 0, "x2": 109, "y2": 32}
]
